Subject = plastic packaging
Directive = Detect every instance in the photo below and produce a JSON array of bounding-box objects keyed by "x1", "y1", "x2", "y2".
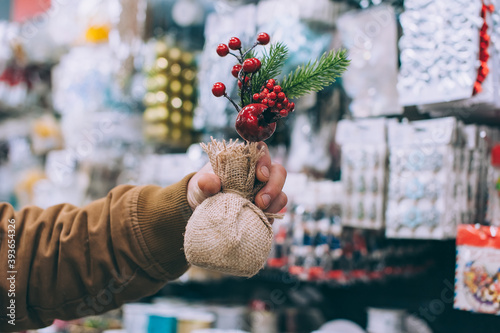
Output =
[
  {"x1": 455, "y1": 224, "x2": 500, "y2": 315},
  {"x1": 338, "y1": 5, "x2": 402, "y2": 117}
]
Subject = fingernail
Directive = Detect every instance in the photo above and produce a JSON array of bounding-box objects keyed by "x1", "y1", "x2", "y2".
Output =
[
  {"x1": 261, "y1": 166, "x2": 270, "y2": 179},
  {"x1": 261, "y1": 194, "x2": 271, "y2": 208}
]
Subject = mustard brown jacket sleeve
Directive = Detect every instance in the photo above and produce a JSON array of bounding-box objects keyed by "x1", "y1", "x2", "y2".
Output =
[{"x1": 0, "y1": 174, "x2": 194, "y2": 332}]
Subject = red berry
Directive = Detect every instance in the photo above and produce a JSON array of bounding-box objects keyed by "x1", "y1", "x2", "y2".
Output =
[
  {"x1": 280, "y1": 109, "x2": 288, "y2": 117},
  {"x1": 231, "y1": 64, "x2": 242, "y2": 78},
  {"x1": 212, "y1": 82, "x2": 226, "y2": 97},
  {"x1": 283, "y1": 98, "x2": 289, "y2": 105},
  {"x1": 268, "y1": 100, "x2": 276, "y2": 107},
  {"x1": 262, "y1": 99, "x2": 268, "y2": 105},
  {"x1": 277, "y1": 92, "x2": 285, "y2": 100},
  {"x1": 266, "y1": 81, "x2": 275, "y2": 90},
  {"x1": 288, "y1": 102, "x2": 295, "y2": 111},
  {"x1": 276, "y1": 103, "x2": 283, "y2": 109},
  {"x1": 235, "y1": 103, "x2": 276, "y2": 142},
  {"x1": 253, "y1": 93, "x2": 261, "y2": 101},
  {"x1": 243, "y1": 58, "x2": 260, "y2": 73},
  {"x1": 228, "y1": 37, "x2": 241, "y2": 50},
  {"x1": 268, "y1": 92, "x2": 277, "y2": 100},
  {"x1": 262, "y1": 88, "x2": 269, "y2": 94},
  {"x1": 273, "y1": 85, "x2": 282, "y2": 93},
  {"x1": 242, "y1": 58, "x2": 255, "y2": 72},
  {"x1": 253, "y1": 58, "x2": 261, "y2": 71},
  {"x1": 257, "y1": 32, "x2": 270, "y2": 45},
  {"x1": 216, "y1": 44, "x2": 229, "y2": 57},
  {"x1": 238, "y1": 77, "x2": 250, "y2": 88}
]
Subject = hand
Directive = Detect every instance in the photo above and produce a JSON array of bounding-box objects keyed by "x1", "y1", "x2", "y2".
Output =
[{"x1": 187, "y1": 142, "x2": 288, "y2": 217}]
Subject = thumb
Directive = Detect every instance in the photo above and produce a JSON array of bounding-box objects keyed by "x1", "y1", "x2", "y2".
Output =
[{"x1": 187, "y1": 173, "x2": 221, "y2": 210}]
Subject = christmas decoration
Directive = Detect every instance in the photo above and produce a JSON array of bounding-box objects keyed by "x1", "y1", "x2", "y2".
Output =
[
  {"x1": 184, "y1": 33, "x2": 348, "y2": 277},
  {"x1": 143, "y1": 40, "x2": 197, "y2": 147},
  {"x1": 210, "y1": 33, "x2": 349, "y2": 142}
]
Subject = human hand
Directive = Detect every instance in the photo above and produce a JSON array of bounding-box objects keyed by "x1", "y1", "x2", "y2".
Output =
[{"x1": 187, "y1": 142, "x2": 288, "y2": 216}]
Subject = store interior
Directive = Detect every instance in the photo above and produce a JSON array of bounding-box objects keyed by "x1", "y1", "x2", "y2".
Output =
[{"x1": 1, "y1": 0, "x2": 500, "y2": 332}]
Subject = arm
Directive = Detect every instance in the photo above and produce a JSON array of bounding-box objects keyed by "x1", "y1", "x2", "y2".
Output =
[
  {"x1": 0, "y1": 142, "x2": 287, "y2": 332},
  {"x1": 0, "y1": 174, "x2": 194, "y2": 331}
]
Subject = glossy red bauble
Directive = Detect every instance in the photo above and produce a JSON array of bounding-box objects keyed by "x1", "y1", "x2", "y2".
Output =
[{"x1": 235, "y1": 103, "x2": 276, "y2": 142}]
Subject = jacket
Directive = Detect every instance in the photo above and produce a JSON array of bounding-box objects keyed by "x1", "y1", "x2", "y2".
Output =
[{"x1": 0, "y1": 174, "x2": 194, "y2": 331}]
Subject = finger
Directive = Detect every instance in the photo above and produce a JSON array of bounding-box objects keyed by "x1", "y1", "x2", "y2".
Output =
[
  {"x1": 255, "y1": 163, "x2": 287, "y2": 210},
  {"x1": 265, "y1": 191, "x2": 288, "y2": 214},
  {"x1": 187, "y1": 162, "x2": 218, "y2": 210},
  {"x1": 255, "y1": 142, "x2": 271, "y2": 183},
  {"x1": 198, "y1": 173, "x2": 221, "y2": 196}
]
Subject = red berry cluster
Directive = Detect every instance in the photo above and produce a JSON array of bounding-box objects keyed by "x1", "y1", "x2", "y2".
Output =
[
  {"x1": 253, "y1": 79, "x2": 295, "y2": 119},
  {"x1": 214, "y1": 33, "x2": 270, "y2": 94},
  {"x1": 211, "y1": 32, "x2": 293, "y2": 142}
]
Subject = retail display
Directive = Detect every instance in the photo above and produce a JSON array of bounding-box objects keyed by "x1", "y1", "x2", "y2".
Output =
[
  {"x1": 337, "y1": 4, "x2": 402, "y2": 117},
  {"x1": 386, "y1": 118, "x2": 464, "y2": 239},
  {"x1": 398, "y1": 0, "x2": 482, "y2": 106},
  {"x1": 336, "y1": 118, "x2": 390, "y2": 230},
  {"x1": 472, "y1": 125, "x2": 499, "y2": 225},
  {"x1": 268, "y1": 174, "x2": 434, "y2": 283},
  {"x1": 143, "y1": 39, "x2": 197, "y2": 147},
  {"x1": 455, "y1": 224, "x2": 500, "y2": 315}
]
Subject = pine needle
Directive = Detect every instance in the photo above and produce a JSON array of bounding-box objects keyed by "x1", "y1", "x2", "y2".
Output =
[
  {"x1": 281, "y1": 49, "x2": 349, "y2": 99},
  {"x1": 251, "y1": 42, "x2": 289, "y2": 95}
]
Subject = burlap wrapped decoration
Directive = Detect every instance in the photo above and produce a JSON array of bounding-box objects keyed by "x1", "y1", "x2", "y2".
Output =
[{"x1": 184, "y1": 139, "x2": 279, "y2": 277}]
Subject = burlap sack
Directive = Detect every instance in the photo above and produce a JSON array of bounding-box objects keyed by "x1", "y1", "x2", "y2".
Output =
[{"x1": 184, "y1": 139, "x2": 276, "y2": 277}]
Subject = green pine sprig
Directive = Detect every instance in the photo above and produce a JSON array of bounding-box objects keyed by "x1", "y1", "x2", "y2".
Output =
[
  {"x1": 251, "y1": 42, "x2": 289, "y2": 96},
  {"x1": 280, "y1": 49, "x2": 349, "y2": 99}
]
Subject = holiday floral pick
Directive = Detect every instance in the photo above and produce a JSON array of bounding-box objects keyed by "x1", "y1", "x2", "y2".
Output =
[
  {"x1": 212, "y1": 32, "x2": 349, "y2": 142},
  {"x1": 183, "y1": 33, "x2": 349, "y2": 277}
]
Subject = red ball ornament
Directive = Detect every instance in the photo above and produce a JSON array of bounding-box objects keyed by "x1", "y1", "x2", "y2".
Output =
[{"x1": 235, "y1": 103, "x2": 276, "y2": 142}]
